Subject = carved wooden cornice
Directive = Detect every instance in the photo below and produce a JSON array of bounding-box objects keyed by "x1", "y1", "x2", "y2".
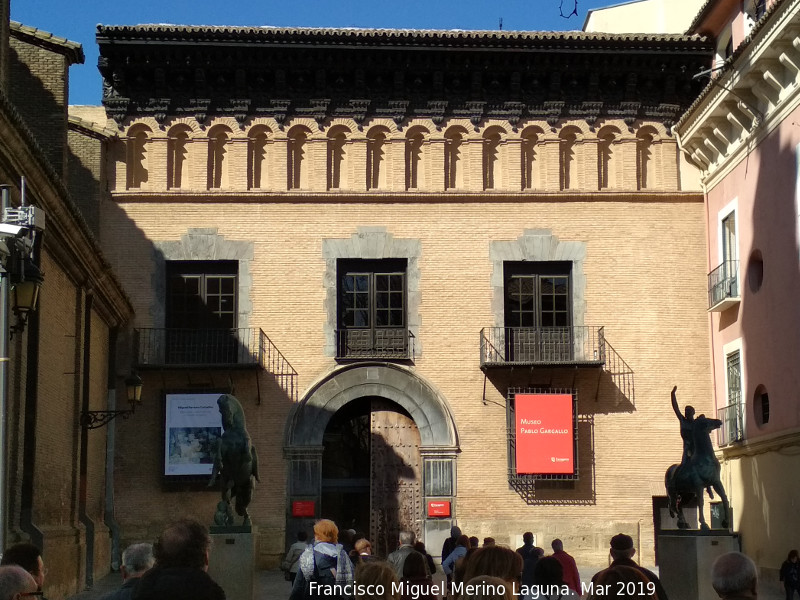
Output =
[{"x1": 97, "y1": 25, "x2": 713, "y2": 130}]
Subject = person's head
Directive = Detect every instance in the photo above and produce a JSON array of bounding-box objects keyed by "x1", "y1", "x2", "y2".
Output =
[
  {"x1": 413, "y1": 541, "x2": 427, "y2": 555},
  {"x1": 153, "y1": 519, "x2": 211, "y2": 570},
  {"x1": 482, "y1": 538, "x2": 496, "y2": 547},
  {"x1": 0, "y1": 544, "x2": 44, "y2": 590},
  {"x1": 534, "y1": 556, "x2": 564, "y2": 586},
  {"x1": 297, "y1": 531, "x2": 308, "y2": 543},
  {"x1": 534, "y1": 547, "x2": 545, "y2": 558},
  {"x1": 711, "y1": 552, "x2": 758, "y2": 599},
  {"x1": 450, "y1": 526, "x2": 462, "y2": 540},
  {"x1": 355, "y1": 539, "x2": 372, "y2": 555},
  {"x1": 402, "y1": 550, "x2": 428, "y2": 580},
  {"x1": 463, "y1": 546, "x2": 523, "y2": 590},
  {"x1": 469, "y1": 536, "x2": 480, "y2": 548},
  {"x1": 461, "y1": 575, "x2": 516, "y2": 600},
  {"x1": 398, "y1": 531, "x2": 416, "y2": 547},
  {"x1": 340, "y1": 529, "x2": 354, "y2": 546},
  {"x1": 522, "y1": 532, "x2": 534, "y2": 545},
  {"x1": 551, "y1": 539, "x2": 564, "y2": 553},
  {"x1": 590, "y1": 566, "x2": 655, "y2": 600},
  {"x1": 685, "y1": 405, "x2": 696, "y2": 419},
  {"x1": 121, "y1": 543, "x2": 154, "y2": 580},
  {"x1": 456, "y1": 535, "x2": 470, "y2": 549},
  {"x1": 355, "y1": 560, "x2": 399, "y2": 600},
  {"x1": 0, "y1": 565, "x2": 38, "y2": 600},
  {"x1": 788, "y1": 549, "x2": 799, "y2": 563},
  {"x1": 609, "y1": 533, "x2": 636, "y2": 562},
  {"x1": 313, "y1": 519, "x2": 339, "y2": 544}
]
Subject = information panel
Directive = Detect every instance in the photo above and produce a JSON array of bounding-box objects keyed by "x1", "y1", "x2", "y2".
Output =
[
  {"x1": 164, "y1": 393, "x2": 223, "y2": 477},
  {"x1": 515, "y1": 393, "x2": 574, "y2": 475}
]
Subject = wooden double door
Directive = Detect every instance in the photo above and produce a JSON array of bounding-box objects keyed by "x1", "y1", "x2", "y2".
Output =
[{"x1": 321, "y1": 397, "x2": 422, "y2": 558}]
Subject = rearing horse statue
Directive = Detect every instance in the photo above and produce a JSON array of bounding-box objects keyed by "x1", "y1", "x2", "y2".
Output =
[
  {"x1": 665, "y1": 386, "x2": 730, "y2": 530},
  {"x1": 208, "y1": 394, "x2": 260, "y2": 526}
]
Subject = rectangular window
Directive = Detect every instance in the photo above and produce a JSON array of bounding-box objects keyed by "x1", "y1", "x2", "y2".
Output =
[
  {"x1": 722, "y1": 349, "x2": 744, "y2": 444},
  {"x1": 503, "y1": 262, "x2": 572, "y2": 362},
  {"x1": 337, "y1": 259, "x2": 408, "y2": 359},
  {"x1": 165, "y1": 261, "x2": 239, "y2": 364}
]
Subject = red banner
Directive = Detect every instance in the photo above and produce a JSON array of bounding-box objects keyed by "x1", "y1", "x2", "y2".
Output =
[
  {"x1": 427, "y1": 501, "x2": 451, "y2": 517},
  {"x1": 515, "y1": 393, "x2": 574, "y2": 474},
  {"x1": 291, "y1": 500, "x2": 315, "y2": 517}
]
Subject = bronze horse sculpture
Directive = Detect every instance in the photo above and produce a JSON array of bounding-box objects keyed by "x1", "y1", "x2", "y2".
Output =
[
  {"x1": 208, "y1": 394, "x2": 260, "y2": 526},
  {"x1": 665, "y1": 386, "x2": 730, "y2": 530}
]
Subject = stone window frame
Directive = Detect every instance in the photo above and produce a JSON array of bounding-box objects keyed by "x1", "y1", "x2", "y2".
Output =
[
  {"x1": 151, "y1": 228, "x2": 253, "y2": 329},
  {"x1": 490, "y1": 230, "x2": 586, "y2": 330},
  {"x1": 323, "y1": 227, "x2": 422, "y2": 358}
]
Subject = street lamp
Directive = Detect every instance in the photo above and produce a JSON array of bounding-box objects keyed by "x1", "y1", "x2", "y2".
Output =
[{"x1": 80, "y1": 371, "x2": 143, "y2": 430}]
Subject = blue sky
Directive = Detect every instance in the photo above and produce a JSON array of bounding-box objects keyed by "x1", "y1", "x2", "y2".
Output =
[{"x1": 11, "y1": 0, "x2": 619, "y2": 105}]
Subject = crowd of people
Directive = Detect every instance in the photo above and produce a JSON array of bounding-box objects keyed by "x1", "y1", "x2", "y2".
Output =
[
  {"x1": 282, "y1": 520, "x2": 787, "y2": 600},
  {"x1": 0, "y1": 519, "x2": 790, "y2": 599}
]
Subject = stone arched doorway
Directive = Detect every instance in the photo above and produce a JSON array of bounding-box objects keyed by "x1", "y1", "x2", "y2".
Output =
[{"x1": 284, "y1": 363, "x2": 459, "y2": 556}]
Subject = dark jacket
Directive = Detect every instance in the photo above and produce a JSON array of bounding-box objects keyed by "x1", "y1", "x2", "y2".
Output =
[
  {"x1": 607, "y1": 558, "x2": 669, "y2": 600},
  {"x1": 781, "y1": 560, "x2": 800, "y2": 589},
  {"x1": 100, "y1": 578, "x2": 138, "y2": 600},
  {"x1": 131, "y1": 566, "x2": 225, "y2": 600}
]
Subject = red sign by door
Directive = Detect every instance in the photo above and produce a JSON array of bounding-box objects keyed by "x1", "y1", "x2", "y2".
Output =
[
  {"x1": 515, "y1": 393, "x2": 574, "y2": 474},
  {"x1": 292, "y1": 500, "x2": 316, "y2": 517},
  {"x1": 427, "y1": 501, "x2": 451, "y2": 517}
]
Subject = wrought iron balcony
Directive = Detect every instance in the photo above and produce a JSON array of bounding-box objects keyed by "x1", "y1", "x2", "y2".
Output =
[
  {"x1": 708, "y1": 260, "x2": 740, "y2": 311},
  {"x1": 480, "y1": 326, "x2": 606, "y2": 368},
  {"x1": 134, "y1": 327, "x2": 297, "y2": 400},
  {"x1": 336, "y1": 328, "x2": 414, "y2": 360},
  {"x1": 718, "y1": 402, "x2": 743, "y2": 446}
]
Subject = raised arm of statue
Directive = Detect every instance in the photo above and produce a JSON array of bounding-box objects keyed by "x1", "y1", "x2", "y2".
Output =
[{"x1": 671, "y1": 386, "x2": 683, "y2": 421}]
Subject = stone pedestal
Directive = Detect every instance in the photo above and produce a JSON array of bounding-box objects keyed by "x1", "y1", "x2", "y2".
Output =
[
  {"x1": 657, "y1": 531, "x2": 740, "y2": 600},
  {"x1": 209, "y1": 527, "x2": 257, "y2": 600}
]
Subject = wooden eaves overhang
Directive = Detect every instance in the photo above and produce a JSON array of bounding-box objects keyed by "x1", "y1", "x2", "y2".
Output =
[
  {"x1": 96, "y1": 25, "x2": 713, "y2": 130},
  {"x1": 0, "y1": 90, "x2": 133, "y2": 328}
]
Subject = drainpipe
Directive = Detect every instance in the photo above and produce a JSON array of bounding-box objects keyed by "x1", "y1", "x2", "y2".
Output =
[
  {"x1": 104, "y1": 328, "x2": 121, "y2": 571},
  {"x1": 0, "y1": 185, "x2": 9, "y2": 555},
  {"x1": 19, "y1": 222, "x2": 44, "y2": 553},
  {"x1": 78, "y1": 290, "x2": 94, "y2": 587}
]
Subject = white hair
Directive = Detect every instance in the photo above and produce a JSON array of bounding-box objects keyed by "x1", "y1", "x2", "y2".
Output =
[
  {"x1": 711, "y1": 552, "x2": 757, "y2": 596},
  {"x1": 122, "y1": 543, "x2": 155, "y2": 575},
  {"x1": 399, "y1": 531, "x2": 416, "y2": 546}
]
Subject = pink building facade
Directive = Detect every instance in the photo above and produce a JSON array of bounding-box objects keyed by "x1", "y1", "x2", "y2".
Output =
[{"x1": 677, "y1": 0, "x2": 800, "y2": 577}]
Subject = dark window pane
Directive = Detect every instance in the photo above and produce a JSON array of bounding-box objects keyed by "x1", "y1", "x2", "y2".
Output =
[
  {"x1": 376, "y1": 276, "x2": 388, "y2": 292},
  {"x1": 555, "y1": 295, "x2": 568, "y2": 311},
  {"x1": 376, "y1": 292, "x2": 388, "y2": 309},
  {"x1": 390, "y1": 274, "x2": 403, "y2": 290},
  {"x1": 541, "y1": 295, "x2": 553, "y2": 311},
  {"x1": 355, "y1": 275, "x2": 369, "y2": 292},
  {"x1": 355, "y1": 293, "x2": 369, "y2": 308},
  {"x1": 207, "y1": 278, "x2": 220, "y2": 294},
  {"x1": 390, "y1": 293, "x2": 402, "y2": 309},
  {"x1": 354, "y1": 310, "x2": 369, "y2": 327},
  {"x1": 541, "y1": 313, "x2": 554, "y2": 327}
]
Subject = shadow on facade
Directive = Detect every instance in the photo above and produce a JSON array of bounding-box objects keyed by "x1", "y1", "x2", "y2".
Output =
[{"x1": 726, "y1": 128, "x2": 800, "y2": 563}]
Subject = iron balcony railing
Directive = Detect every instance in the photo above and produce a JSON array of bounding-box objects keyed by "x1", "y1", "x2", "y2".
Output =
[
  {"x1": 718, "y1": 402, "x2": 744, "y2": 446},
  {"x1": 335, "y1": 328, "x2": 414, "y2": 360},
  {"x1": 708, "y1": 260, "x2": 740, "y2": 310},
  {"x1": 480, "y1": 326, "x2": 606, "y2": 367},
  {"x1": 134, "y1": 327, "x2": 298, "y2": 400}
]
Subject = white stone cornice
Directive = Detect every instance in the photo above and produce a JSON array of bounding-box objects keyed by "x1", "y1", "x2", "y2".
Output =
[{"x1": 675, "y1": 0, "x2": 800, "y2": 189}]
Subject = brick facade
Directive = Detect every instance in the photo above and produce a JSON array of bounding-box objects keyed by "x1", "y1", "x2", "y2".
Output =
[
  {"x1": 96, "y1": 105, "x2": 713, "y2": 567},
  {"x1": 1, "y1": 20, "x2": 132, "y2": 600}
]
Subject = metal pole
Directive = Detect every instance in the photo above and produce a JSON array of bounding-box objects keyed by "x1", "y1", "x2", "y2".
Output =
[{"x1": 0, "y1": 184, "x2": 11, "y2": 556}]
